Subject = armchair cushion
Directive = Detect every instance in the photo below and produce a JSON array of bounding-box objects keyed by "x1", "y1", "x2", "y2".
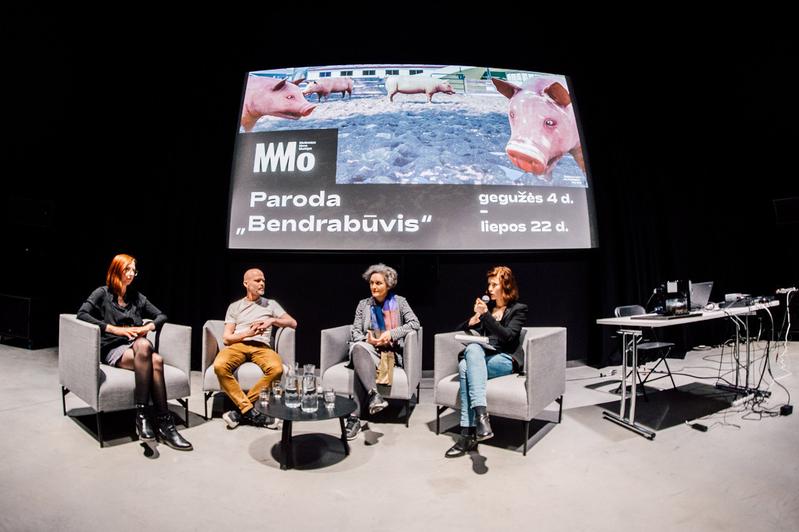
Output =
[
  {"x1": 434, "y1": 372, "x2": 530, "y2": 420},
  {"x1": 97, "y1": 364, "x2": 191, "y2": 413},
  {"x1": 323, "y1": 361, "x2": 411, "y2": 399}
]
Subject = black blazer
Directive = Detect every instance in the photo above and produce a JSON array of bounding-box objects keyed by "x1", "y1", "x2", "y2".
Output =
[
  {"x1": 77, "y1": 286, "x2": 167, "y2": 357},
  {"x1": 458, "y1": 301, "x2": 529, "y2": 371}
]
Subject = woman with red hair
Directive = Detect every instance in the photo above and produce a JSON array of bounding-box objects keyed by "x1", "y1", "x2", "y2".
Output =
[
  {"x1": 445, "y1": 266, "x2": 528, "y2": 458},
  {"x1": 77, "y1": 254, "x2": 192, "y2": 451}
]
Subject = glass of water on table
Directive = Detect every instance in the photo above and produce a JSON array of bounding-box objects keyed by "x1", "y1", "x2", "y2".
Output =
[
  {"x1": 259, "y1": 389, "x2": 269, "y2": 412},
  {"x1": 272, "y1": 380, "x2": 283, "y2": 401},
  {"x1": 323, "y1": 388, "x2": 336, "y2": 409}
]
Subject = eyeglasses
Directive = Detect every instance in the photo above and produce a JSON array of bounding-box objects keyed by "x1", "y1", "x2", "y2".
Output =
[{"x1": 124, "y1": 267, "x2": 139, "y2": 277}]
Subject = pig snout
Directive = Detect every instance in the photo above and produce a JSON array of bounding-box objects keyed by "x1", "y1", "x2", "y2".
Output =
[
  {"x1": 270, "y1": 98, "x2": 316, "y2": 120},
  {"x1": 505, "y1": 142, "x2": 548, "y2": 175},
  {"x1": 300, "y1": 104, "x2": 315, "y2": 117}
]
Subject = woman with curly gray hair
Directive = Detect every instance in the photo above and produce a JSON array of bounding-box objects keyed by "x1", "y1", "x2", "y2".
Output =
[{"x1": 345, "y1": 263, "x2": 420, "y2": 440}]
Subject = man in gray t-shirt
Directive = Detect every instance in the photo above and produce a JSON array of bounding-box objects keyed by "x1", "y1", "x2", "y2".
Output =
[
  {"x1": 214, "y1": 268, "x2": 297, "y2": 429},
  {"x1": 224, "y1": 297, "x2": 285, "y2": 348}
]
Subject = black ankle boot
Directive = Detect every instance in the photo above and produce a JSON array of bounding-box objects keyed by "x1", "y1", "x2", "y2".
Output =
[
  {"x1": 445, "y1": 428, "x2": 476, "y2": 458},
  {"x1": 135, "y1": 404, "x2": 155, "y2": 441},
  {"x1": 156, "y1": 413, "x2": 193, "y2": 451},
  {"x1": 474, "y1": 406, "x2": 493, "y2": 441}
]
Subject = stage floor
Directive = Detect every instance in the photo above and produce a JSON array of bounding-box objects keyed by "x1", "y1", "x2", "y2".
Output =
[{"x1": 1, "y1": 341, "x2": 797, "y2": 531}]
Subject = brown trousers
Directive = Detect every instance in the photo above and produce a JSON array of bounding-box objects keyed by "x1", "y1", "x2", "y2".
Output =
[{"x1": 213, "y1": 342, "x2": 283, "y2": 413}]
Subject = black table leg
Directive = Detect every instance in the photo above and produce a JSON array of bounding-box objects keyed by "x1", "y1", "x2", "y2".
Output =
[
  {"x1": 280, "y1": 419, "x2": 293, "y2": 470},
  {"x1": 339, "y1": 416, "x2": 350, "y2": 456}
]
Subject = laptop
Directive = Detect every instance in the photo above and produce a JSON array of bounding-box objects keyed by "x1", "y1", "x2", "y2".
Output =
[{"x1": 690, "y1": 281, "x2": 713, "y2": 310}]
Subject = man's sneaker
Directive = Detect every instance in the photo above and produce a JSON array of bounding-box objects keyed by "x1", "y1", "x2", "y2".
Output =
[
  {"x1": 242, "y1": 409, "x2": 278, "y2": 429},
  {"x1": 368, "y1": 390, "x2": 388, "y2": 415},
  {"x1": 222, "y1": 409, "x2": 242, "y2": 429},
  {"x1": 345, "y1": 416, "x2": 361, "y2": 440}
]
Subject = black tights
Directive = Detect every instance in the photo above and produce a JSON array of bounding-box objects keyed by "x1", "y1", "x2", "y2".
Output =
[{"x1": 132, "y1": 337, "x2": 168, "y2": 415}]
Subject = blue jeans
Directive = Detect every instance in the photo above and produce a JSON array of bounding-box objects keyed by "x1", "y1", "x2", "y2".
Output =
[{"x1": 458, "y1": 343, "x2": 514, "y2": 427}]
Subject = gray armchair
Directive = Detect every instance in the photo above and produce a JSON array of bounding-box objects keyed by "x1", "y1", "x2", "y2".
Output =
[
  {"x1": 433, "y1": 327, "x2": 566, "y2": 455},
  {"x1": 201, "y1": 319, "x2": 296, "y2": 419},
  {"x1": 320, "y1": 325, "x2": 422, "y2": 426},
  {"x1": 58, "y1": 314, "x2": 192, "y2": 447}
]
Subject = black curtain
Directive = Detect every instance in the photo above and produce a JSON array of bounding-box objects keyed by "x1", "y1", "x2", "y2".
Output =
[{"x1": 3, "y1": 11, "x2": 796, "y2": 366}]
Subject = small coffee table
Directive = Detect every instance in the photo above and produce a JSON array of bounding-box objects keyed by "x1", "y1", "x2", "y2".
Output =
[{"x1": 267, "y1": 395, "x2": 356, "y2": 470}]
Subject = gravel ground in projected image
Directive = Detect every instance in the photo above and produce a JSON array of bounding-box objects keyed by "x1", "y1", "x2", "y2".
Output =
[{"x1": 247, "y1": 90, "x2": 587, "y2": 187}]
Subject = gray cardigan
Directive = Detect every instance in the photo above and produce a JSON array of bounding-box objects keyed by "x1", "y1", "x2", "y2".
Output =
[{"x1": 349, "y1": 294, "x2": 420, "y2": 368}]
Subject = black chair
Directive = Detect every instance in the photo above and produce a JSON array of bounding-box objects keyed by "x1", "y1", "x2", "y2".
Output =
[{"x1": 613, "y1": 305, "x2": 677, "y2": 398}]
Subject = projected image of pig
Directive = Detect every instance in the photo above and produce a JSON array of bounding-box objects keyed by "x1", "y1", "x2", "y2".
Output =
[
  {"x1": 492, "y1": 77, "x2": 585, "y2": 178},
  {"x1": 240, "y1": 76, "x2": 317, "y2": 132},
  {"x1": 303, "y1": 77, "x2": 353, "y2": 102},
  {"x1": 385, "y1": 76, "x2": 455, "y2": 103}
]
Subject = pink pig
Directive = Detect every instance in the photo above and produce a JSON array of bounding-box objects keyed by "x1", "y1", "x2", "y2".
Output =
[
  {"x1": 385, "y1": 75, "x2": 455, "y2": 103},
  {"x1": 240, "y1": 76, "x2": 317, "y2": 132},
  {"x1": 492, "y1": 77, "x2": 585, "y2": 178},
  {"x1": 302, "y1": 77, "x2": 353, "y2": 102}
]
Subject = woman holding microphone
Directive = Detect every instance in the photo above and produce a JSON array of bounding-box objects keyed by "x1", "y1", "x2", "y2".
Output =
[{"x1": 446, "y1": 265, "x2": 528, "y2": 458}]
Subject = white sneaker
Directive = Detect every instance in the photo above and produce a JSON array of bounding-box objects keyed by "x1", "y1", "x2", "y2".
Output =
[{"x1": 222, "y1": 410, "x2": 241, "y2": 429}]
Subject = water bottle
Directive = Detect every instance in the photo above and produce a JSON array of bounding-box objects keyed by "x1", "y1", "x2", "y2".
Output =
[
  {"x1": 284, "y1": 366, "x2": 301, "y2": 408},
  {"x1": 301, "y1": 364, "x2": 318, "y2": 413}
]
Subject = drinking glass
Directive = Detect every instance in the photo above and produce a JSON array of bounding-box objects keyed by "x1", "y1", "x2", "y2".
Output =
[
  {"x1": 271, "y1": 380, "x2": 283, "y2": 400},
  {"x1": 259, "y1": 389, "x2": 269, "y2": 412},
  {"x1": 284, "y1": 375, "x2": 301, "y2": 408},
  {"x1": 323, "y1": 388, "x2": 336, "y2": 409},
  {"x1": 301, "y1": 372, "x2": 318, "y2": 413}
]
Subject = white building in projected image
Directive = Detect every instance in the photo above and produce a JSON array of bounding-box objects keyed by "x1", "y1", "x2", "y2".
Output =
[
  {"x1": 252, "y1": 65, "x2": 444, "y2": 81},
  {"x1": 249, "y1": 64, "x2": 546, "y2": 97},
  {"x1": 250, "y1": 65, "x2": 541, "y2": 83}
]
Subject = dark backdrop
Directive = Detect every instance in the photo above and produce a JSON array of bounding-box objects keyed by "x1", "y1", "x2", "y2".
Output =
[{"x1": 2, "y1": 10, "x2": 796, "y2": 366}]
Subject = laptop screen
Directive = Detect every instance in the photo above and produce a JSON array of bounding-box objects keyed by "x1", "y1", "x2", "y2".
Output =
[{"x1": 690, "y1": 281, "x2": 713, "y2": 309}]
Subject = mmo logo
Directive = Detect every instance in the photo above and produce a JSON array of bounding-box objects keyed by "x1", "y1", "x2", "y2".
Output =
[{"x1": 253, "y1": 141, "x2": 316, "y2": 173}]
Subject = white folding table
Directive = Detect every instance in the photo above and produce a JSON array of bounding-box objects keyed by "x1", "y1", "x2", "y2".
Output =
[{"x1": 596, "y1": 301, "x2": 779, "y2": 439}]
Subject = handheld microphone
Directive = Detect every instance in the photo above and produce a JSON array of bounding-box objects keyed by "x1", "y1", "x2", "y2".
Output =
[{"x1": 481, "y1": 295, "x2": 490, "y2": 303}]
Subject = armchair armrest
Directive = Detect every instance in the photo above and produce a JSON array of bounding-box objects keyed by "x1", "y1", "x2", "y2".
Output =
[
  {"x1": 273, "y1": 326, "x2": 296, "y2": 368},
  {"x1": 320, "y1": 325, "x2": 352, "y2": 374},
  {"x1": 403, "y1": 328, "x2": 423, "y2": 396},
  {"x1": 524, "y1": 327, "x2": 567, "y2": 417},
  {"x1": 58, "y1": 314, "x2": 101, "y2": 410},
  {"x1": 156, "y1": 323, "x2": 192, "y2": 381},
  {"x1": 433, "y1": 332, "x2": 462, "y2": 402},
  {"x1": 202, "y1": 320, "x2": 226, "y2": 374}
]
